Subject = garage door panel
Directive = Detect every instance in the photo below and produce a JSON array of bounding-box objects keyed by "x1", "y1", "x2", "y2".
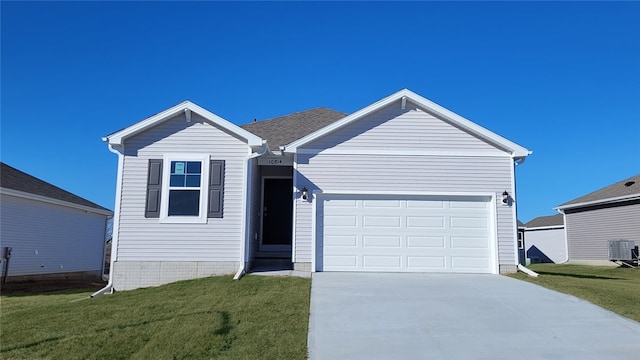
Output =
[
  {"x1": 363, "y1": 200, "x2": 402, "y2": 208},
  {"x1": 407, "y1": 256, "x2": 446, "y2": 269},
  {"x1": 406, "y1": 200, "x2": 445, "y2": 209},
  {"x1": 363, "y1": 235, "x2": 402, "y2": 247},
  {"x1": 451, "y1": 237, "x2": 490, "y2": 249},
  {"x1": 363, "y1": 216, "x2": 401, "y2": 228},
  {"x1": 324, "y1": 255, "x2": 357, "y2": 267},
  {"x1": 320, "y1": 195, "x2": 494, "y2": 273},
  {"x1": 324, "y1": 215, "x2": 357, "y2": 227},
  {"x1": 450, "y1": 217, "x2": 488, "y2": 229},
  {"x1": 325, "y1": 199, "x2": 357, "y2": 208},
  {"x1": 407, "y1": 236, "x2": 445, "y2": 248},
  {"x1": 451, "y1": 257, "x2": 491, "y2": 270},
  {"x1": 363, "y1": 256, "x2": 401, "y2": 267},
  {"x1": 324, "y1": 235, "x2": 357, "y2": 247},
  {"x1": 450, "y1": 200, "x2": 488, "y2": 209},
  {"x1": 407, "y1": 216, "x2": 445, "y2": 228}
]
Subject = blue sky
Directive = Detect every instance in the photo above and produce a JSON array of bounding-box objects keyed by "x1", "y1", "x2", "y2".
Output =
[{"x1": 1, "y1": 1, "x2": 638, "y2": 222}]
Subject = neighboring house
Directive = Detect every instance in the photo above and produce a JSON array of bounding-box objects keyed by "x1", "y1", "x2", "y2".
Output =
[
  {"x1": 0, "y1": 163, "x2": 113, "y2": 281},
  {"x1": 522, "y1": 214, "x2": 566, "y2": 263},
  {"x1": 102, "y1": 89, "x2": 531, "y2": 291},
  {"x1": 556, "y1": 174, "x2": 640, "y2": 264}
]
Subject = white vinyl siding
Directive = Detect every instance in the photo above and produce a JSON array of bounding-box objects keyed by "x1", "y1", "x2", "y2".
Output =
[
  {"x1": 0, "y1": 194, "x2": 107, "y2": 276},
  {"x1": 117, "y1": 112, "x2": 249, "y2": 262},
  {"x1": 565, "y1": 202, "x2": 640, "y2": 261},
  {"x1": 303, "y1": 101, "x2": 504, "y2": 154},
  {"x1": 294, "y1": 101, "x2": 517, "y2": 269},
  {"x1": 295, "y1": 155, "x2": 515, "y2": 266}
]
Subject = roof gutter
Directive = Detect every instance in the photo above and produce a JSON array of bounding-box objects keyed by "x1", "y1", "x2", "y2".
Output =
[
  {"x1": 234, "y1": 142, "x2": 268, "y2": 280},
  {"x1": 555, "y1": 194, "x2": 640, "y2": 211},
  {"x1": 92, "y1": 144, "x2": 124, "y2": 297},
  {"x1": 513, "y1": 155, "x2": 528, "y2": 165}
]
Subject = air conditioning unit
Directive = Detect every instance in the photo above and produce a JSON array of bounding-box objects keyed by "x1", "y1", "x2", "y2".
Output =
[{"x1": 608, "y1": 239, "x2": 635, "y2": 261}]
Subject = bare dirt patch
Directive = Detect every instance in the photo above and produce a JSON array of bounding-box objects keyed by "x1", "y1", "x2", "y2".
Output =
[{"x1": 1, "y1": 279, "x2": 106, "y2": 295}]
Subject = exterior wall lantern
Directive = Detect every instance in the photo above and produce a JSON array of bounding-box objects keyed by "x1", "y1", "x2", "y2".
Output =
[
  {"x1": 502, "y1": 190, "x2": 510, "y2": 204},
  {"x1": 301, "y1": 187, "x2": 308, "y2": 200}
]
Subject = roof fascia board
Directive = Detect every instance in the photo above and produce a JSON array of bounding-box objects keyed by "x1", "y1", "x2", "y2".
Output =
[
  {"x1": 0, "y1": 187, "x2": 113, "y2": 216},
  {"x1": 555, "y1": 193, "x2": 640, "y2": 210},
  {"x1": 524, "y1": 225, "x2": 565, "y2": 231},
  {"x1": 283, "y1": 89, "x2": 532, "y2": 157},
  {"x1": 296, "y1": 148, "x2": 510, "y2": 157},
  {"x1": 105, "y1": 101, "x2": 263, "y2": 147}
]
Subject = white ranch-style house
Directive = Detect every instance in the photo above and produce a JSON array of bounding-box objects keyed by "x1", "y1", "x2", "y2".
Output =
[{"x1": 99, "y1": 89, "x2": 531, "y2": 292}]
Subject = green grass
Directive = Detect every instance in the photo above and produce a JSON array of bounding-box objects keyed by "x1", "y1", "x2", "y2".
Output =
[
  {"x1": 509, "y1": 264, "x2": 640, "y2": 322},
  {"x1": 0, "y1": 275, "x2": 311, "y2": 359}
]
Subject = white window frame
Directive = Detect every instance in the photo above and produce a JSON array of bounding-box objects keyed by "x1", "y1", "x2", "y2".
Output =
[{"x1": 160, "y1": 153, "x2": 210, "y2": 224}]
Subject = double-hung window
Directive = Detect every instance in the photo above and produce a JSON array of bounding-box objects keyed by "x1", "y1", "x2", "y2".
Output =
[
  {"x1": 144, "y1": 154, "x2": 225, "y2": 223},
  {"x1": 168, "y1": 161, "x2": 202, "y2": 216},
  {"x1": 160, "y1": 154, "x2": 210, "y2": 223}
]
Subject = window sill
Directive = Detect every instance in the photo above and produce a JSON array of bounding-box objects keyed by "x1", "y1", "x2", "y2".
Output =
[{"x1": 159, "y1": 216, "x2": 208, "y2": 224}]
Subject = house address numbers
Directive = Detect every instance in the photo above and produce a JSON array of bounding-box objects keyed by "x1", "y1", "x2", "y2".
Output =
[{"x1": 257, "y1": 156, "x2": 293, "y2": 166}]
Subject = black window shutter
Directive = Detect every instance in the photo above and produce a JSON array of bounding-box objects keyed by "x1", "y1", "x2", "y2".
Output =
[
  {"x1": 208, "y1": 160, "x2": 225, "y2": 218},
  {"x1": 145, "y1": 159, "x2": 163, "y2": 218}
]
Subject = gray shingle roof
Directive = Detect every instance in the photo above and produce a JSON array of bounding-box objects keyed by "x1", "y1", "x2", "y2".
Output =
[
  {"x1": 524, "y1": 214, "x2": 564, "y2": 228},
  {"x1": 1, "y1": 162, "x2": 111, "y2": 212},
  {"x1": 557, "y1": 173, "x2": 640, "y2": 209},
  {"x1": 241, "y1": 107, "x2": 347, "y2": 148},
  {"x1": 517, "y1": 220, "x2": 525, "y2": 228}
]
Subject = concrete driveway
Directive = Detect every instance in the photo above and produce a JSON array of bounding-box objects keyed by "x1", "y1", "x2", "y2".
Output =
[{"x1": 308, "y1": 273, "x2": 640, "y2": 360}]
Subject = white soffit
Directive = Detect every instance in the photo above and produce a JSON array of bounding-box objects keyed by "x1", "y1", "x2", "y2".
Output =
[
  {"x1": 104, "y1": 101, "x2": 263, "y2": 147},
  {"x1": 283, "y1": 89, "x2": 532, "y2": 158}
]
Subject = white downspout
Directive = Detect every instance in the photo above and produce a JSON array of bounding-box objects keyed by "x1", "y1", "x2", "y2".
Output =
[
  {"x1": 513, "y1": 154, "x2": 539, "y2": 277},
  {"x1": 234, "y1": 143, "x2": 268, "y2": 280},
  {"x1": 101, "y1": 215, "x2": 113, "y2": 281},
  {"x1": 92, "y1": 144, "x2": 124, "y2": 297},
  {"x1": 517, "y1": 264, "x2": 539, "y2": 277},
  {"x1": 556, "y1": 208, "x2": 570, "y2": 263}
]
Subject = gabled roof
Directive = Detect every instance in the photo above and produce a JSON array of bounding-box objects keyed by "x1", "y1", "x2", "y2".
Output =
[
  {"x1": 241, "y1": 107, "x2": 346, "y2": 148},
  {"x1": 0, "y1": 162, "x2": 112, "y2": 214},
  {"x1": 282, "y1": 89, "x2": 532, "y2": 157},
  {"x1": 104, "y1": 101, "x2": 263, "y2": 147},
  {"x1": 556, "y1": 173, "x2": 640, "y2": 210},
  {"x1": 524, "y1": 214, "x2": 564, "y2": 229}
]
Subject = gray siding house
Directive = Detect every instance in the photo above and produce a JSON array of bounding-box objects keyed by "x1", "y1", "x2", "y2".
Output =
[
  {"x1": 556, "y1": 174, "x2": 640, "y2": 264},
  {"x1": 0, "y1": 163, "x2": 112, "y2": 281},
  {"x1": 101, "y1": 89, "x2": 531, "y2": 292},
  {"x1": 522, "y1": 214, "x2": 566, "y2": 263}
]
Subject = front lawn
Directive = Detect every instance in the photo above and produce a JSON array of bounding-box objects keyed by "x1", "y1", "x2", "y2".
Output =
[
  {"x1": 509, "y1": 264, "x2": 640, "y2": 322},
  {"x1": 0, "y1": 275, "x2": 311, "y2": 359}
]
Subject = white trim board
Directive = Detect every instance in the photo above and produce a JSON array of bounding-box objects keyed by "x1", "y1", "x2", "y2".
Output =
[{"x1": 295, "y1": 149, "x2": 510, "y2": 157}]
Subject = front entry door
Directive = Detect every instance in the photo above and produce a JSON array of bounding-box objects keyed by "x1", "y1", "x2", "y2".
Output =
[{"x1": 261, "y1": 178, "x2": 293, "y2": 251}]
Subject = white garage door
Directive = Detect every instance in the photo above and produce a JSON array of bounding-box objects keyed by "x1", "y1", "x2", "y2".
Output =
[{"x1": 318, "y1": 195, "x2": 494, "y2": 273}]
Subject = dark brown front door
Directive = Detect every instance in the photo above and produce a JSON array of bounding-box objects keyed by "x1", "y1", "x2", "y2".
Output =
[{"x1": 261, "y1": 178, "x2": 293, "y2": 250}]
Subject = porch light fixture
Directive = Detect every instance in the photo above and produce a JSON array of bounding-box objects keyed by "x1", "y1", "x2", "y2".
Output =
[
  {"x1": 301, "y1": 187, "x2": 308, "y2": 200},
  {"x1": 502, "y1": 191, "x2": 509, "y2": 204}
]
